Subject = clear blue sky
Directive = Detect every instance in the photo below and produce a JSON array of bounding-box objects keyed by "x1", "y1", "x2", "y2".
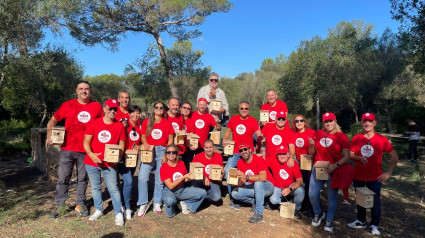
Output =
[{"x1": 44, "y1": 0, "x2": 400, "y2": 78}]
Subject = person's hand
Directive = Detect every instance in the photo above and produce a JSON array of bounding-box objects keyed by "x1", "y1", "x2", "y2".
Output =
[
  {"x1": 281, "y1": 188, "x2": 291, "y2": 197},
  {"x1": 326, "y1": 163, "x2": 338, "y2": 173},
  {"x1": 46, "y1": 138, "x2": 53, "y2": 146},
  {"x1": 184, "y1": 172, "x2": 193, "y2": 181},
  {"x1": 308, "y1": 137, "x2": 314, "y2": 145},
  {"x1": 89, "y1": 152, "x2": 102, "y2": 164},
  {"x1": 213, "y1": 115, "x2": 219, "y2": 123},
  {"x1": 133, "y1": 145, "x2": 140, "y2": 151},
  {"x1": 222, "y1": 139, "x2": 228, "y2": 147},
  {"x1": 378, "y1": 172, "x2": 391, "y2": 183},
  {"x1": 209, "y1": 88, "x2": 217, "y2": 98},
  {"x1": 360, "y1": 156, "x2": 368, "y2": 164},
  {"x1": 143, "y1": 144, "x2": 152, "y2": 150},
  {"x1": 204, "y1": 178, "x2": 210, "y2": 187},
  {"x1": 260, "y1": 121, "x2": 267, "y2": 126},
  {"x1": 190, "y1": 143, "x2": 198, "y2": 151},
  {"x1": 219, "y1": 108, "x2": 226, "y2": 113},
  {"x1": 161, "y1": 156, "x2": 166, "y2": 164},
  {"x1": 287, "y1": 157, "x2": 295, "y2": 168}
]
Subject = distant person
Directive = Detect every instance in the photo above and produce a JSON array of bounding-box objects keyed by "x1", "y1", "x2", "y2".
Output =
[
  {"x1": 259, "y1": 89, "x2": 288, "y2": 126},
  {"x1": 348, "y1": 113, "x2": 399, "y2": 236},
  {"x1": 197, "y1": 72, "x2": 230, "y2": 126},
  {"x1": 406, "y1": 119, "x2": 420, "y2": 162},
  {"x1": 180, "y1": 101, "x2": 195, "y2": 169},
  {"x1": 115, "y1": 90, "x2": 131, "y2": 126},
  {"x1": 47, "y1": 81, "x2": 103, "y2": 219}
]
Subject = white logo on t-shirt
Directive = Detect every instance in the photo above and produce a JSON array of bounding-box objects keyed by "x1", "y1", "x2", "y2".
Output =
[
  {"x1": 151, "y1": 129, "x2": 163, "y2": 140},
  {"x1": 172, "y1": 122, "x2": 179, "y2": 130},
  {"x1": 245, "y1": 170, "x2": 254, "y2": 176},
  {"x1": 195, "y1": 119, "x2": 205, "y2": 129},
  {"x1": 279, "y1": 169, "x2": 289, "y2": 180},
  {"x1": 325, "y1": 113, "x2": 329, "y2": 116},
  {"x1": 236, "y1": 124, "x2": 246, "y2": 135},
  {"x1": 173, "y1": 172, "x2": 183, "y2": 181},
  {"x1": 270, "y1": 111, "x2": 277, "y2": 120},
  {"x1": 319, "y1": 138, "x2": 333, "y2": 147},
  {"x1": 77, "y1": 111, "x2": 91, "y2": 123},
  {"x1": 129, "y1": 131, "x2": 140, "y2": 141},
  {"x1": 361, "y1": 145, "x2": 374, "y2": 158},
  {"x1": 98, "y1": 130, "x2": 111, "y2": 143},
  {"x1": 272, "y1": 135, "x2": 282, "y2": 145},
  {"x1": 296, "y1": 138, "x2": 305, "y2": 148},
  {"x1": 205, "y1": 164, "x2": 210, "y2": 175}
]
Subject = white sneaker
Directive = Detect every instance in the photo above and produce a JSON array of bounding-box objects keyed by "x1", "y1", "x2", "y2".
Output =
[
  {"x1": 88, "y1": 210, "x2": 103, "y2": 221},
  {"x1": 115, "y1": 213, "x2": 124, "y2": 226},
  {"x1": 348, "y1": 219, "x2": 367, "y2": 229},
  {"x1": 371, "y1": 225, "x2": 381, "y2": 236},
  {"x1": 125, "y1": 209, "x2": 132, "y2": 220},
  {"x1": 179, "y1": 201, "x2": 190, "y2": 215},
  {"x1": 311, "y1": 211, "x2": 326, "y2": 227},
  {"x1": 137, "y1": 203, "x2": 149, "y2": 218},
  {"x1": 153, "y1": 203, "x2": 162, "y2": 214},
  {"x1": 324, "y1": 221, "x2": 333, "y2": 232}
]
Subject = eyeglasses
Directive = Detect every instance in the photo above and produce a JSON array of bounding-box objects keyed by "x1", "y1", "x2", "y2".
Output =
[
  {"x1": 166, "y1": 151, "x2": 177, "y2": 155},
  {"x1": 209, "y1": 79, "x2": 218, "y2": 83},
  {"x1": 108, "y1": 107, "x2": 118, "y2": 112},
  {"x1": 276, "y1": 117, "x2": 286, "y2": 121},
  {"x1": 238, "y1": 147, "x2": 249, "y2": 153},
  {"x1": 295, "y1": 119, "x2": 305, "y2": 123},
  {"x1": 154, "y1": 106, "x2": 164, "y2": 110},
  {"x1": 182, "y1": 107, "x2": 191, "y2": 110},
  {"x1": 239, "y1": 108, "x2": 249, "y2": 111},
  {"x1": 324, "y1": 120, "x2": 334, "y2": 123}
]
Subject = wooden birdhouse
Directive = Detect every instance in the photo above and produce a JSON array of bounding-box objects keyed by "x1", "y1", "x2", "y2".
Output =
[
  {"x1": 227, "y1": 168, "x2": 239, "y2": 186},
  {"x1": 224, "y1": 141, "x2": 235, "y2": 156},
  {"x1": 190, "y1": 162, "x2": 204, "y2": 180},
  {"x1": 188, "y1": 133, "x2": 200, "y2": 148},
  {"x1": 51, "y1": 127, "x2": 65, "y2": 145},
  {"x1": 104, "y1": 144, "x2": 121, "y2": 163},
  {"x1": 209, "y1": 164, "x2": 222, "y2": 181},
  {"x1": 315, "y1": 161, "x2": 329, "y2": 180},
  {"x1": 174, "y1": 130, "x2": 187, "y2": 145},
  {"x1": 280, "y1": 202, "x2": 296, "y2": 219},
  {"x1": 209, "y1": 131, "x2": 221, "y2": 145},
  {"x1": 211, "y1": 99, "x2": 221, "y2": 111},
  {"x1": 260, "y1": 110, "x2": 269, "y2": 122},
  {"x1": 356, "y1": 187, "x2": 375, "y2": 209},
  {"x1": 140, "y1": 146, "x2": 154, "y2": 163},
  {"x1": 300, "y1": 154, "x2": 313, "y2": 171},
  {"x1": 125, "y1": 150, "x2": 138, "y2": 168}
]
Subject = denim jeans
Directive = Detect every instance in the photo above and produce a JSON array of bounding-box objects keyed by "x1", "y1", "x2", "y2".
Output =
[
  {"x1": 137, "y1": 145, "x2": 165, "y2": 205},
  {"x1": 55, "y1": 150, "x2": 87, "y2": 206},
  {"x1": 353, "y1": 179, "x2": 382, "y2": 226},
  {"x1": 116, "y1": 162, "x2": 135, "y2": 209},
  {"x1": 225, "y1": 153, "x2": 241, "y2": 199},
  {"x1": 162, "y1": 185, "x2": 207, "y2": 217},
  {"x1": 231, "y1": 181, "x2": 274, "y2": 215},
  {"x1": 85, "y1": 164, "x2": 122, "y2": 215},
  {"x1": 269, "y1": 186, "x2": 305, "y2": 210},
  {"x1": 192, "y1": 180, "x2": 222, "y2": 202},
  {"x1": 309, "y1": 167, "x2": 338, "y2": 222}
]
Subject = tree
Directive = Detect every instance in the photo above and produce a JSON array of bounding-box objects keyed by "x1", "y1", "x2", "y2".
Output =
[
  {"x1": 86, "y1": 74, "x2": 128, "y2": 104},
  {"x1": 62, "y1": 0, "x2": 232, "y2": 98}
]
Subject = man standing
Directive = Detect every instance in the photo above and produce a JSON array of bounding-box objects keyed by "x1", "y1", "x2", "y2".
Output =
[
  {"x1": 165, "y1": 97, "x2": 184, "y2": 131},
  {"x1": 407, "y1": 119, "x2": 420, "y2": 162},
  {"x1": 47, "y1": 81, "x2": 103, "y2": 218},
  {"x1": 260, "y1": 89, "x2": 288, "y2": 125},
  {"x1": 197, "y1": 72, "x2": 229, "y2": 126},
  {"x1": 115, "y1": 90, "x2": 131, "y2": 125}
]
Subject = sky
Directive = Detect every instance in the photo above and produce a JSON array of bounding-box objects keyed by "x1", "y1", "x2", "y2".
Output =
[{"x1": 44, "y1": 0, "x2": 401, "y2": 78}]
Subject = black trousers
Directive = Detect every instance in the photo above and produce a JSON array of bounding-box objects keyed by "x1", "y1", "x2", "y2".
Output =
[{"x1": 408, "y1": 140, "x2": 418, "y2": 160}]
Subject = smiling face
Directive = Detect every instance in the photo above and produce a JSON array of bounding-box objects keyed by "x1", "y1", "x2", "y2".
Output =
[
  {"x1": 165, "y1": 146, "x2": 178, "y2": 162},
  {"x1": 239, "y1": 146, "x2": 251, "y2": 161},
  {"x1": 129, "y1": 110, "x2": 141, "y2": 124},
  {"x1": 208, "y1": 74, "x2": 219, "y2": 89},
  {"x1": 275, "y1": 116, "x2": 287, "y2": 128},
  {"x1": 204, "y1": 141, "x2": 214, "y2": 157},
  {"x1": 197, "y1": 101, "x2": 208, "y2": 114},
  {"x1": 361, "y1": 119, "x2": 376, "y2": 133},
  {"x1": 168, "y1": 98, "x2": 180, "y2": 115},
  {"x1": 294, "y1": 116, "x2": 305, "y2": 131},
  {"x1": 180, "y1": 103, "x2": 192, "y2": 117},
  {"x1": 76, "y1": 82, "x2": 91, "y2": 101},
  {"x1": 277, "y1": 153, "x2": 289, "y2": 164},
  {"x1": 239, "y1": 103, "x2": 250, "y2": 118},
  {"x1": 118, "y1": 92, "x2": 130, "y2": 108},
  {"x1": 266, "y1": 90, "x2": 277, "y2": 105},
  {"x1": 324, "y1": 119, "x2": 336, "y2": 133},
  {"x1": 104, "y1": 105, "x2": 117, "y2": 120},
  {"x1": 153, "y1": 103, "x2": 165, "y2": 117}
]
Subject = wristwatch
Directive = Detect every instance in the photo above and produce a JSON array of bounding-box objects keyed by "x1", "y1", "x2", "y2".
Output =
[
  {"x1": 289, "y1": 187, "x2": 293, "y2": 192},
  {"x1": 246, "y1": 175, "x2": 250, "y2": 181},
  {"x1": 336, "y1": 162, "x2": 340, "y2": 167}
]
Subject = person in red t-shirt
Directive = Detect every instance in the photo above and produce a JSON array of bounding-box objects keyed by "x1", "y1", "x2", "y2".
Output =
[
  {"x1": 165, "y1": 97, "x2": 187, "y2": 159},
  {"x1": 259, "y1": 89, "x2": 288, "y2": 126},
  {"x1": 46, "y1": 81, "x2": 103, "y2": 219},
  {"x1": 83, "y1": 99, "x2": 126, "y2": 226},
  {"x1": 347, "y1": 113, "x2": 398, "y2": 236},
  {"x1": 262, "y1": 111, "x2": 295, "y2": 160},
  {"x1": 307, "y1": 112, "x2": 350, "y2": 232},
  {"x1": 137, "y1": 102, "x2": 174, "y2": 217},
  {"x1": 267, "y1": 146, "x2": 304, "y2": 219},
  {"x1": 180, "y1": 101, "x2": 195, "y2": 170},
  {"x1": 115, "y1": 90, "x2": 131, "y2": 126},
  {"x1": 160, "y1": 145, "x2": 207, "y2": 217},
  {"x1": 290, "y1": 114, "x2": 315, "y2": 216},
  {"x1": 231, "y1": 144, "x2": 275, "y2": 223},
  {"x1": 192, "y1": 140, "x2": 224, "y2": 202}
]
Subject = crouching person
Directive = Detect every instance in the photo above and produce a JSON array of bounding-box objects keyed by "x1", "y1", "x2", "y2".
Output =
[
  {"x1": 160, "y1": 145, "x2": 207, "y2": 217},
  {"x1": 231, "y1": 144, "x2": 274, "y2": 223},
  {"x1": 83, "y1": 99, "x2": 126, "y2": 226},
  {"x1": 268, "y1": 146, "x2": 305, "y2": 219}
]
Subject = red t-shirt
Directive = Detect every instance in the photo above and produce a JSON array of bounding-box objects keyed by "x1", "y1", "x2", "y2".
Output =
[
  {"x1": 183, "y1": 117, "x2": 194, "y2": 133},
  {"x1": 126, "y1": 121, "x2": 142, "y2": 150},
  {"x1": 267, "y1": 158, "x2": 302, "y2": 189},
  {"x1": 191, "y1": 111, "x2": 216, "y2": 148},
  {"x1": 166, "y1": 113, "x2": 184, "y2": 131},
  {"x1": 141, "y1": 118, "x2": 175, "y2": 146},
  {"x1": 83, "y1": 117, "x2": 126, "y2": 167},
  {"x1": 260, "y1": 100, "x2": 288, "y2": 122},
  {"x1": 192, "y1": 152, "x2": 224, "y2": 182},
  {"x1": 262, "y1": 123, "x2": 295, "y2": 159},
  {"x1": 350, "y1": 133, "x2": 394, "y2": 181},
  {"x1": 227, "y1": 115, "x2": 260, "y2": 153},
  {"x1": 237, "y1": 154, "x2": 274, "y2": 185},
  {"x1": 115, "y1": 107, "x2": 130, "y2": 122},
  {"x1": 160, "y1": 160, "x2": 187, "y2": 189},
  {"x1": 312, "y1": 130, "x2": 349, "y2": 165},
  {"x1": 293, "y1": 128, "x2": 315, "y2": 160},
  {"x1": 53, "y1": 99, "x2": 103, "y2": 153}
]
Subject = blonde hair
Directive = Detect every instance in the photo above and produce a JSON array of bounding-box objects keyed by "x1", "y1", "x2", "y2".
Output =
[
  {"x1": 163, "y1": 145, "x2": 180, "y2": 162},
  {"x1": 322, "y1": 120, "x2": 342, "y2": 133}
]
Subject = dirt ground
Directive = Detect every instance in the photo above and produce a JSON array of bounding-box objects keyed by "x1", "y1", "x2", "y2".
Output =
[{"x1": 0, "y1": 154, "x2": 424, "y2": 238}]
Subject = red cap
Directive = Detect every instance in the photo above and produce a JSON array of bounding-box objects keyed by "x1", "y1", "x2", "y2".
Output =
[
  {"x1": 322, "y1": 112, "x2": 336, "y2": 122},
  {"x1": 105, "y1": 99, "x2": 119, "y2": 108},
  {"x1": 198, "y1": 98, "x2": 208, "y2": 104},
  {"x1": 276, "y1": 145, "x2": 288, "y2": 154},
  {"x1": 361, "y1": 112, "x2": 376, "y2": 121},
  {"x1": 238, "y1": 143, "x2": 249, "y2": 150},
  {"x1": 276, "y1": 111, "x2": 286, "y2": 119}
]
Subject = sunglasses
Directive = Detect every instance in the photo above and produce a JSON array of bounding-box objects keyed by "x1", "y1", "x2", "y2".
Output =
[
  {"x1": 182, "y1": 107, "x2": 191, "y2": 110},
  {"x1": 239, "y1": 108, "x2": 249, "y2": 111},
  {"x1": 324, "y1": 120, "x2": 334, "y2": 123},
  {"x1": 238, "y1": 147, "x2": 249, "y2": 153},
  {"x1": 209, "y1": 79, "x2": 218, "y2": 83},
  {"x1": 108, "y1": 107, "x2": 118, "y2": 112},
  {"x1": 276, "y1": 117, "x2": 286, "y2": 121},
  {"x1": 166, "y1": 151, "x2": 177, "y2": 155},
  {"x1": 295, "y1": 119, "x2": 305, "y2": 123},
  {"x1": 154, "y1": 106, "x2": 164, "y2": 110}
]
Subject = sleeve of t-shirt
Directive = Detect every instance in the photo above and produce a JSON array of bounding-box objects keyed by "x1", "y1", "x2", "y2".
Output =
[
  {"x1": 160, "y1": 165, "x2": 169, "y2": 182},
  {"x1": 293, "y1": 163, "x2": 302, "y2": 180},
  {"x1": 217, "y1": 154, "x2": 224, "y2": 166},
  {"x1": 383, "y1": 137, "x2": 394, "y2": 153},
  {"x1": 340, "y1": 133, "x2": 350, "y2": 149},
  {"x1": 227, "y1": 116, "x2": 235, "y2": 130},
  {"x1": 53, "y1": 102, "x2": 67, "y2": 121},
  {"x1": 85, "y1": 120, "x2": 95, "y2": 135},
  {"x1": 186, "y1": 119, "x2": 194, "y2": 133},
  {"x1": 251, "y1": 117, "x2": 260, "y2": 132},
  {"x1": 287, "y1": 129, "x2": 295, "y2": 144},
  {"x1": 141, "y1": 118, "x2": 148, "y2": 134},
  {"x1": 209, "y1": 114, "x2": 216, "y2": 127},
  {"x1": 166, "y1": 120, "x2": 175, "y2": 135},
  {"x1": 119, "y1": 123, "x2": 126, "y2": 141},
  {"x1": 349, "y1": 135, "x2": 358, "y2": 152},
  {"x1": 192, "y1": 153, "x2": 201, "y2": 163},
  {"x1": 257, "y1": 156, "x2": 267, "y2": 172},
  {"x1": 261, "y1": 123, "x2": 269, "y2": 137}
]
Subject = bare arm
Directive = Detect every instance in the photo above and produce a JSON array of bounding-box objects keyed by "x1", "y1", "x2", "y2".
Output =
[
  {"x1": 327, "y1": 148, "x2": 350, "y2": 173},
  {"x1": 378, "y1": 150, "x2": 399, "y2": 182},
  {"x1": 167, "y1": 134, "x2": 173, "y2": 145},
  {"x1": 83, "y1": 134, "x2": 102, "y2": 164},
  {"x1": 46, "y1": 117, "x2": 58, "y2": 145},
  {"x1": 222, "y1": 128, "x2": 232, "y2": 146},
  {"x1": 163, "y1": 173, "x2": 192, "y2": 190}
]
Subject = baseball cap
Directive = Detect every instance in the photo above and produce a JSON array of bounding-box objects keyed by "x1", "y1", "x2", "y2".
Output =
[
  {"x1": 361, "y1": 112, "x2": 376, "y2": 121},
  {"x1": 276, "y1": 146, "x2": 288, "y2": 154},
  {"x1": 105, "y1": 99, "x2": 119, "y2": 108},
  {"x1": 276, "y1": 111, "x2": 286, "y2": 119},
  {"x1": 198, "y1": 98, "x2": 208, "y2": 104},
  {"x1": 322, "y1": 112, "x2": 336, "y2": 122}
]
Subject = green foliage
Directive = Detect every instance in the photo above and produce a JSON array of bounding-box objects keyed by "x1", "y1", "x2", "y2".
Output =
[{"x1": 86, "y1": 74, "x2": 127, "y2": 104}]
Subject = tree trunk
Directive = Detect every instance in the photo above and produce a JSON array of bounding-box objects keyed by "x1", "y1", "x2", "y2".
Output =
[
  {"x1": 316, "y1": 96, "x2": 320, "y2": 130},
  {"x1": 39, "y1": 85, "x2": 47, "y2": 127},
  {"x1": 353, "y1": 105, "x2": 358, "y2": 123},
  {"x1": 0, "y1": 43, "x2": 8, "y2": 89}
]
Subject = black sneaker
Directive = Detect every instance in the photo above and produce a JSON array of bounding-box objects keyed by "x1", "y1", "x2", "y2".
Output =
[
  {"x1": 311, "y1": 211, "x2": 326, "y2": 227},
  {"x1": 75, "y1": 204, "x2": 89, "y2": 217},
  {"x1": 347, "y1": 219, "x2": 367, "y2": 229},
  {"x1": 294, "y1": 210, "x2": 302, "y2": 219},
  {"x1": 264, "y1": 202, "x2": 274, "y2": 211},
  {"x1": 49, "y1": 205, "x2": 64, "y2": 219},
  {"x1": 249, "y1": 213, "x2": 263, "y2": 223}
]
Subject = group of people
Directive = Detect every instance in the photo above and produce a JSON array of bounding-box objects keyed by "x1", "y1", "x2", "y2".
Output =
[{"x1": 46, "y1": 73, "x2": 399, "y2": 236}]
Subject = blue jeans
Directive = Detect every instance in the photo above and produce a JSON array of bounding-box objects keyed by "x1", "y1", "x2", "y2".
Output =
[
  {"x1": 162, "y1": 186, "x2": 207, "y2": 217},
  {"x1": 85, "y1": 164, "x2": 122, "y2": 215},
  {"x1": 116, "y1": 162, "x2": 135, "y2": 209},
  {"x1": 225, "y1": 153, "x2": 241, "y2": 199},
  {"x1": 309, "y1": 167, "x2": 338, "y2": 222},
  {"x1": 353, "y1": 180, "x2": 382, "y2": 226},
  {"x1": 193, "y1": 180, "x2": 222, "y2": 202},
  {"x1": 231, "y1": 181, "x2": 274, "y2": 215},
  {"x1": 269, "y1": 186, "x2": 305, "y2": 210},
  {"x1": 137, "y1": 145, "x2": 165, "y2": 205}
]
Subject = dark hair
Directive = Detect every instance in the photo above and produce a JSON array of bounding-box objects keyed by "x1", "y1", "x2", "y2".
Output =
[
  {"x1": 146, "y1": 102, "x2": 164, "y2": 136},
  {"x1": 77, "y1": 81, "x2": 91, "y2": 89},
  {"x1": 181, "y1": 101, "x2": 192, "y2": 109},
  {"x1": 129, "y1": 105, "x2": 141, "y2": 114},
  {"x1": 204, "y1": 139, "x2": 214, "y2": 147}
]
